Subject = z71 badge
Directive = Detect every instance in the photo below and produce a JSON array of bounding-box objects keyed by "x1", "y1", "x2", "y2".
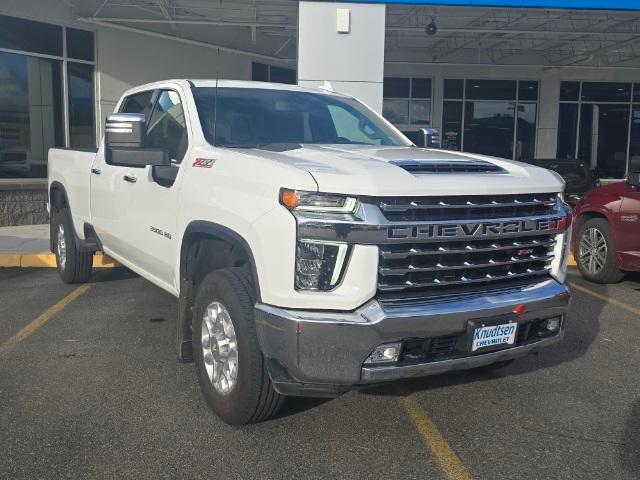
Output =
[{"x1": 193, "y1": 158, "x2": 216, "y2": 168}]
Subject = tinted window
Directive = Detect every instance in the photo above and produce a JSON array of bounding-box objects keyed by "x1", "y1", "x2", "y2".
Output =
[
  {"x1": 270, "y1": 66, "x2": 296, "y2": 85},
  {"x1": 581, "y1": 82, "x2": 631, "y2": 103},
  {"x1": 411, "y1": 78, "x2": 432, "y2": 99},
  {"x1": 630, "y1": 106, "x2": 640, "y2": 173},
  {"x1": 516, "y1": 103, "x2": 537, "y2": 161},
  {"x1": 442, "y1": 101, "x2": 463, "y2": 151},
  {"x1": 0, "y1": 51, "x2": 63, "y2": 178},
  {"x1": 464, "y1": 101, "x2": 515, "y2": 159},
  {"x1": 444, "y1": 79, "x2": 464, "y2": 99},
  {"x1": 252, "y1": 62, "x2": 269, "y2": 82},
  {"x1": 194, "y1": 87, "x2": 409, "y2": 147},
  {"x1": 518, "y1": 81, "x2": 538, "y2": 101},
  {"x1": 0, "y1": 15, "x2": 62, "y2": 56},
  {"x1": 66, "y1": 28, "x2": 95, "y2": 62},
  {"x1": 383, "y1": 78, "x2": 410, "y2": 98},
  {"x1": 67, "y1": 62, "x2": 95, "y2": 148},
  {"x1": 634, "y1": 84, "x2": 640, "y2": 103},
  {"x1": 557, "y1": 103, "x2": 578, "y2": 159},
  {"x1": 465, "y1": 80, "x2": 516, "y2": 101},
  {"x1": 120, "y1": 91, "x2": 154, "y2": 114},
  {"x1": 560, "y1": 81, "x2": 580, "y2": 102},
  {"x1": 382, "y1": 99, "x2": 409, "y2": 124},
  {"x1": 146, "y1": 90, "x2": 187, "y2": 162}
]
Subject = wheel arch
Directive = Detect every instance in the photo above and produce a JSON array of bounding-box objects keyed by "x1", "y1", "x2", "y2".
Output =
[
  {"x1": 573, "y1": 208, "x2": 616, "y2": 253},
  {"x1": 176, "y1": 220, "x2": 262, "y2": 361}
]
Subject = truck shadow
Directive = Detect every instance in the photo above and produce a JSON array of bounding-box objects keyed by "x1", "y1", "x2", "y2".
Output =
[{"x1": 620, "y1": 398, "x2": 640, "y2": 474}]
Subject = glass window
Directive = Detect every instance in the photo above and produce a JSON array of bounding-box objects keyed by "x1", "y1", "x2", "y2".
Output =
[
  {"x1": 578, "y1": 104, "x2": 593, "y2": 166},
  {"x1": 120, "y1": 91, "x2": 154, "y2": 115},
  {"x1": 516, "y1": 103, "x2": 537, "y2": 161},
  {"x1": 442, "y1": 101, "x2": 463, "y2": 151},
  {"x1": 383, "y1": 99, "x2": 409, "y2": 124},
  {"x1": 252, "y1": 62, "x2": 269, "y2": 82},
  {"x1": 146, "y1": 90, "x2": 187, "y2": 162},
  {"x1": 465, "y1": 80, "x2": 516, "y2": 101},
  {"x1": 581, "y1": 82, "x2": 631, "y2": 103},
  {"x1": 595, "y1": 105, "x2": 629, "y2": 179},
  {"x1": 634, "y1": 84, "x2": 640, "y2": 103},
  {"x1": 411, "y1": 78, "x2": 432, "y2": 99},
  {"x1": 560, "y1": 81, "x2": 580, "y2": 102},
  {"x1": 66, "y1": 28, "x2": 95, "y2": 62},
  {"x1": 630, "y1": 106, "x2": 640, "y2": 173},
  {"x1": 270, "y1": 66, "x2": 296, "y2": 85},
  {"x1": 464, "y1": 101, "x2": 515, "y2": 159},
  {"x1": 0, "y1": 51, "x2": 63, "y2": 178},
  {"x1": 67, "y1": 63, "x2": 95, "y2": 148},
  {"x1": 557, "y1": 103, "x2": 579, "y2": 159},
  {"x1": 411, "y1": 100, "x2": 431, "y2": 124},
  {"x1": 193, "y1": 87, "x2": 410, "y2": 148},
  {"x1": 0, "y1": 15, "x2": 63, "y2": 57},
  {"x1": 444, "y1": 79, "x2": 464, "y2": 99},
  {"x1": 518, "y1": 81, "x2": 538, "y2": 102},
  {"x1": 383, "y1": 78, "x2": 410, "y2": 98}
]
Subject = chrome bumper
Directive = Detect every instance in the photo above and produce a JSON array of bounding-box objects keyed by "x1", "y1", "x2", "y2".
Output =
[{"x1": 255, "y1": 279, "x2": 570, "y2": 397}]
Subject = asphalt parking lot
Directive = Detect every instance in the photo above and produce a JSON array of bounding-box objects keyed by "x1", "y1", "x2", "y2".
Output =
[{"x1": 1, "y1": 267, "x2": 639, "y2": 480}]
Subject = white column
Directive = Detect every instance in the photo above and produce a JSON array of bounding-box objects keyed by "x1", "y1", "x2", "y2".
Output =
[
  {"x1": 297, "y1": 1, "x2": 386, "y2": 113},
  {"x1": 536, "y1": 76, "x2": 560, "y2": 159}
]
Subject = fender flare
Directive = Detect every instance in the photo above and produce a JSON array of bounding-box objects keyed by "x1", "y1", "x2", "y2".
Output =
[{"x1": 49, "y1": 181, "x2": 99, "y2": 254}]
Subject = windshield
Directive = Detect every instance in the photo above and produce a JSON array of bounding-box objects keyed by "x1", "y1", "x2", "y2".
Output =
[{"x1": 193, "y1": 87, "x2": 410, "y2": 148}]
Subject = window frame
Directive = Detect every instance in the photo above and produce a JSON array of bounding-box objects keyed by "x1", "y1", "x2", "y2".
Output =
[
  {"x1": 145, "y1": 88, "x2": 190, "y2": 164},
  {"x1": 383, "y1": 76, "x2": 433, "y2": 129}
]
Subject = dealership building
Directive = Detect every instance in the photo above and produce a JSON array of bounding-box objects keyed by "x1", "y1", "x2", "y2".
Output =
[{"x1": 0, "y1": 0, "x2": 639, "y2": 225}]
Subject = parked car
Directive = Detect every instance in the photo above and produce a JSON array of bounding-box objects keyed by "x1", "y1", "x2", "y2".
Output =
[
  {"x1": 49, "y1": 80, "x2": 572, "y2": 424},
  {"x1": 523, "y1": 158, "x2": 599, "y2": 206},
  {"x1": 572, "y1": 172, "x2": 640, "y2": 283}
]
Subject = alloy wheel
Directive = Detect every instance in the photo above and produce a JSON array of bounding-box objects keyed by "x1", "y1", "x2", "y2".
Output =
[
  {"x1": 57, "y1": 224, "x2": 67, "y2": 270},
  {"x1": 201, "y1": 301, "x2": 239, "y2": 395},
  {"x1": 579, "y1": 227, "x2": 607, "y2": 275}
]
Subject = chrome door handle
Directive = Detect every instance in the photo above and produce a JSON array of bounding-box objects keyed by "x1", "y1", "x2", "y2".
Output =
[
  {"x1": 91, "y1": 168, "x2": 101, "y2": 175},
  {"x1": 123, "y1": 174, "x2": 137, "y2": 183}
]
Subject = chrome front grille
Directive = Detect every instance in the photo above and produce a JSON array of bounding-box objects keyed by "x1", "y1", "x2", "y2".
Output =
[
  {"x1": 379, "y1": 193, "x2": 557, "y2": 222},
  {"x1": 376, "y1": 193, "x2": 561, "y2": 295}
]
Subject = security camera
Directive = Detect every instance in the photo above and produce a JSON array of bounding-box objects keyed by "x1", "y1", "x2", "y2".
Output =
[{"x1": 425, "y1": 20, "x2": 437, "y2": 36}]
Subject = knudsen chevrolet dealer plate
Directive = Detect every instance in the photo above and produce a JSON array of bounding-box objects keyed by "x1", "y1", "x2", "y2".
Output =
[{"x1": 472, "y1": 322, "x2": 518, "y2": 352}]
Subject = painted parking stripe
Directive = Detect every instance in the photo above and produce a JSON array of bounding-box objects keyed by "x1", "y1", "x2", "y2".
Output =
[
  {"x1": 0, "y1": 283, "x2": 94, "y2": 351},
  {"x1": 401, "y1": 396, "x2": 472, "y2": 480},
  {"x1": 570, "y1": 282, "x2": 640, "y2": 316}
]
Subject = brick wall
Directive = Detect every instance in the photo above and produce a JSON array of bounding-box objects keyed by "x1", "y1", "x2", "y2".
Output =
[{"x1": 0, "y1": 181, "x2": 49, "y2": 227}]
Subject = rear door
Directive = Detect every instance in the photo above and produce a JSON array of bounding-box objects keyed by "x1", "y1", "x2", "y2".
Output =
[
  {"x1": 618, "y1": 184, "x2": 640, "y2": 268},
  {"x1": 90, "y1": 90, "x2": 156, "y2": 258},
  {"x1": 117, "y1": 88, "x2": 189, "y2": 289}
]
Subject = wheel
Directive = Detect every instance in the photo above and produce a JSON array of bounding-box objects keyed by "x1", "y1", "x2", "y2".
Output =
[
  {"x1": 53, "y1": 208, "x2": 93, "y2": 284},
  {"x1": 192, "y1": 268, "x2": 284, "y2": 425},
  {"x1": 576, "y1": 218, "x2": 624, "y2": 284}
]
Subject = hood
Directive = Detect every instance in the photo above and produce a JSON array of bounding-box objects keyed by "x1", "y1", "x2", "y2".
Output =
[{"x1": 237, "y1": 145, "x2": 564, "y2": 197}]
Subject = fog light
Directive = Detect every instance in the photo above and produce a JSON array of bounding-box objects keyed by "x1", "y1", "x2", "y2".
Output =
[
  {"x1": 365, "y1": 342, "x2": 402, "y2": 364},
  {"x1": 545, "y1": 317, "x2": 561, "y2": 333}
]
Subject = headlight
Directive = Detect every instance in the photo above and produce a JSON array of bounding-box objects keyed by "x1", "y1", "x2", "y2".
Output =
[
  {"x1": 295, "y1": 240, "x2": 350, "y2": 290},
  {"x1": 280, "y1": 189, "x2": 358, "y2": 214}
]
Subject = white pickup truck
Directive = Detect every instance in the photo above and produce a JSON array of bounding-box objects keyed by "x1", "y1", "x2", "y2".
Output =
[{"x1": 49, "y1": 80, "x2": 571, "y2": 424}]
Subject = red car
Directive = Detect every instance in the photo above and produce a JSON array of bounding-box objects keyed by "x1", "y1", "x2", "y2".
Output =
[{"x1": 572, "y1": 172, "x2": 640, "y2": 283}]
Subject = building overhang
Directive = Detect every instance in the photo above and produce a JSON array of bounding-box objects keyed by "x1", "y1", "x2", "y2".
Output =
[{"x1": 343, "y1": 0, "x2": 640, "y2": 12}]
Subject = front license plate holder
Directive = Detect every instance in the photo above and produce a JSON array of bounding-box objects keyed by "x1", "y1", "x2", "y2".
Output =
[{"x1": 467, "y1": 313, "x2": 519, "y2": 353}]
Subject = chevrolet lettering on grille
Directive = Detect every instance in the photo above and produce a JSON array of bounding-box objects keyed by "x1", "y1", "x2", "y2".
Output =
[{"x1": 388, "y1": 219, "x2": 561, "y2": 240}]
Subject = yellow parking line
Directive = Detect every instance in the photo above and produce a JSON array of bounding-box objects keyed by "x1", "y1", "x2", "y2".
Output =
[
  {"x1": 570, "y1": 282, "x2": 640, "y2": 316},
  {"x1": 0, "y1": 283, "x2": 93, "y2": 351},
  {"x1": 401, "y1": 396, "x2": 472, "y2": 480}
]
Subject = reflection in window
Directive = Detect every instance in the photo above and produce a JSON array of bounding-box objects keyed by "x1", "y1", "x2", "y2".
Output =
[
  {"x1": 442, "y1": 101, "x2": 462, "y2": 151},
  {"x1": 516, "y1": 103, "x2": 537, "y2": 161},
  {"x1": 147, "y1": 91, "x2": 187, "y2": 162},
  {"x1": 67, "y1": 63, "x2": 95, "y2": 148},
  {"x1": 382, "y1": 99, "x2": 409, "y2": 124},
  {"x1": 0, "y1": 51, "x2": 63, "y2": 178},
  {"x1": 251, "y1": 62, "x2": 296, "y2": 85},
  {"x1": 382, "y1": 77, "x2": 432, "y2": 129},
  {"x1": 557, "y1": 103, "x2": 578, "y2": 160},
  {"x1": 464, "y1": 102, "x2": 515, "y2": 159},
  {"x1": 630, "y1": 106, "x2": 640, "y2": 173}
]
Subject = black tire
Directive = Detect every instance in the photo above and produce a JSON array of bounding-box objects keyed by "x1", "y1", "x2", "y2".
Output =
[
  {"x1": 192, "y1": 268, "x2": 284, "y2": 425},
  {"x1": 52, "y1": 208, "x2": 93, "y2": 284},
  {"x1": 576, "y1": 218, "x2": 624, "y2": 284}
]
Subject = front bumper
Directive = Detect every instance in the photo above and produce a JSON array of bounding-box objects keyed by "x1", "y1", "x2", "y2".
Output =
[{"x1": 255, "y1": 279, "x2": 570, "y2": 397}]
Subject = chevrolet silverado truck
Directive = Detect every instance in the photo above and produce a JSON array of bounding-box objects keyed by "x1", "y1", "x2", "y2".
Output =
[{"x1": 48, "y1": 80, "x2": 572, "y2": 424}]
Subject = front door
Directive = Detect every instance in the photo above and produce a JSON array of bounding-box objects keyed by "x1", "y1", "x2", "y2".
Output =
[
  {"x1": 618, "y1": 184, "x2": 640, "y2": 269},
  {"x1": 117, "y1": 88, "x2": 189, "y2": 290}
]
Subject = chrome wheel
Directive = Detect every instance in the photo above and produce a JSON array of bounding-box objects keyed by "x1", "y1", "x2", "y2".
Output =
[
  {"x1": 579, "y1": 227, "x2": 607, "y2": 275},
  {"x1": 201, "y1": 302, "x2": 238, "y2": 395},
  {"x1": 57, "y1": 223, "x2": 67, "y2": 270}
]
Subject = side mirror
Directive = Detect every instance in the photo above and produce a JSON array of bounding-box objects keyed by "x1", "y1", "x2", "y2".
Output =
[
  {"x1": 104, "y1": 113, "x2": 169, "y2": 168},
  {"x1": 420, "y1": 128, "x2": 441, "y2": 149},
  {"x1": 628, "y1": 171, "x2": 640, "y2": 188}
]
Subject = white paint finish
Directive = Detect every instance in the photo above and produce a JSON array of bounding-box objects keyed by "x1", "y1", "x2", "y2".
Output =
[{"x1": 298, "y1": 1, "x2": 386, "y2": 112}]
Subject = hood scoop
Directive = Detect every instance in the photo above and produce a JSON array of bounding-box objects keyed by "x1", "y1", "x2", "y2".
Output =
[{"x1": 390, "y1": 159, "x2": 506, "y2": 174}]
